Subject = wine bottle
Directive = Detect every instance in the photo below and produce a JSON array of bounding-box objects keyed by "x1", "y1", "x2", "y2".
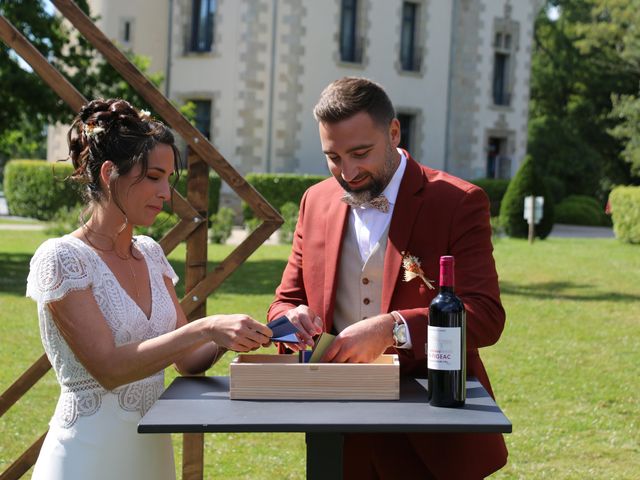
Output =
[{"x1": 428, "y1": 255, "x2": 466, "y2": 407}]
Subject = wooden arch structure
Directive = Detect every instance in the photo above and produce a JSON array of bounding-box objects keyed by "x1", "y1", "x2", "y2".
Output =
[{"x1": 0, "y1": 1, "x2": 283, "y2": 478}]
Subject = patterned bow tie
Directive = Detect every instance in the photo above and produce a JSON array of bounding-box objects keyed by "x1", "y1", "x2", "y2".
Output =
[{"x1": 342, "y1": 194, "x2": 390, "y2": 213}]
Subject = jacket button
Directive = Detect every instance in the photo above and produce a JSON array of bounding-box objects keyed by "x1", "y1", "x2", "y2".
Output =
[
  {"x1": 363, "y1": 298, "x2": 370, "y2": 305},
  {"x1": 362, "y1": 278, "x2": 369, "y2": 285}
]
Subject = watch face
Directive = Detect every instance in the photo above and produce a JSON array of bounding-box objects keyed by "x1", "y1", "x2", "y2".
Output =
[{"x1": 394, "y1": 324, "x2": 407, "y2": 344}]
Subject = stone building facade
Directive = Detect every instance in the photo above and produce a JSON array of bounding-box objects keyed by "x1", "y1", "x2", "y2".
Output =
[{"x1": 49, "y1": 0, "x2": 542, "y2": 182}]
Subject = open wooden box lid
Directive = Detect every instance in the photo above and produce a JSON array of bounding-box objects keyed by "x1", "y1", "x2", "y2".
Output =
[{"x1": 229, "y1": 354, "x2": 400, "y2": 400}]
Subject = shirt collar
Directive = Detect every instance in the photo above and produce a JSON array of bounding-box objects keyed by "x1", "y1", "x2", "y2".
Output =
[{"x1": 381, "y1": 148, "x2": 407, "y2": 206}]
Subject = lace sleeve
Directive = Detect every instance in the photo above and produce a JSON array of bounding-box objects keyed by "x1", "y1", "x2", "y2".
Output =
[
  {"x1": 135, "y1": 235, "x2": 179, "y2": 286},
  {"x1": 26, "y1": 237, "x2": 93, "y2": 304}
]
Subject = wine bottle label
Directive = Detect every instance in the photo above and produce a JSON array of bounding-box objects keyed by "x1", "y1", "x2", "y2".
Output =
[{"x1": 427, "y1": 326, "x2": 461, "y2": 370}]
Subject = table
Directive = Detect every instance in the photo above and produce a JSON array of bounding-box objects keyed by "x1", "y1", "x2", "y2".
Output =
[{"x1": 138, "y1": 376, "x2": 511, "y2": 479}]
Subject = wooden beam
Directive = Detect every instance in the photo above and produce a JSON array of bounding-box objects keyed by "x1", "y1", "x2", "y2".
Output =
[
  {"x1": 181, "y1": 152, "x2": 209, "y2": 480},
  {"x1": 0, "y1": 15, "x2": 86, "y2": 112},
  {"x1": 52, "y1": 0, "x2": 283, "y2": 225},
  {"x1": 0, "y1": 355, "x2": 51, "y2": 418}
]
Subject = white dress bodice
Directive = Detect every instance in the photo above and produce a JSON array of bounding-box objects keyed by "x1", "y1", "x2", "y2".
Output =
[{"x1": 26, "y1": 234, "x2": 179, "y2": 429}]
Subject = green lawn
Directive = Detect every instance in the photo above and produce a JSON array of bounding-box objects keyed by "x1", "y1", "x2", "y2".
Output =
[{"x1": 0, "y1": 230, "x2": 638, "y2": 479}]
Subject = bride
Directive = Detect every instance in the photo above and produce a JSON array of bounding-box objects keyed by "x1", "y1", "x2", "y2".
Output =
[{"x1": 26, "y1": 98, "x2": 272, "y2": 479}]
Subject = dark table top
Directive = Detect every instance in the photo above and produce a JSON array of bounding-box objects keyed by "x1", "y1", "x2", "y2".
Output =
[{"x1": 138, "y1": 376, "x2": 512, "y2": 434}]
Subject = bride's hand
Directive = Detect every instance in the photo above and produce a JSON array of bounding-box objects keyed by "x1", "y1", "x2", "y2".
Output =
[{"x1": 205, "y1": 314, "x2": 272, "y2": 352}]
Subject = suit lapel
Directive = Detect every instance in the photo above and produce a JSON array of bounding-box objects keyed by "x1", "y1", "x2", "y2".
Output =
[
  {"x1": 381, "y1": 154, "x2": 425, "y2": 312},
  {"x1": 323, "y1": 193, "x2": 349, "y2": 333}
]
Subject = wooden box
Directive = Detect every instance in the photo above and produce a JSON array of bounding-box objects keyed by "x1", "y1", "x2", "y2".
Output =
[{"x1": 229, "y1": 354, "x2": 400, "y2": 400}]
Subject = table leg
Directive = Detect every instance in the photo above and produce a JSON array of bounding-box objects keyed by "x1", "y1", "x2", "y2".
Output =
[{"x1": 305, "y1": 432, "x2": 343, "y2": 480}]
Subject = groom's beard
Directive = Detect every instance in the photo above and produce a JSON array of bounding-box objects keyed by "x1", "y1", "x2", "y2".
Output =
[{"x1": 339, "y1": 144, "x2": 397, "y2": 206}]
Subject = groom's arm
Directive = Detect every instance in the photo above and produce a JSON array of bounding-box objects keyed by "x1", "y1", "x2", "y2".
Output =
[{"x1": 268, "y1": 190, "x2": 310, "y2": 322}]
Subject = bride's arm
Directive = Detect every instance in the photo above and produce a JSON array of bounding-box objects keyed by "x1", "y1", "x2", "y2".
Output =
[
  {"x1": 164, "y1": 276, "x2": 232, "y2": 375},
  {"x1": 48, "y1": 286, "x2": 271, "y2": 390}
]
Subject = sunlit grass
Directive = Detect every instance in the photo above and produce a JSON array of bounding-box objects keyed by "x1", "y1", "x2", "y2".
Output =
[{"x1": 1, "y1": 231, "x2": 638, "y2": 478}]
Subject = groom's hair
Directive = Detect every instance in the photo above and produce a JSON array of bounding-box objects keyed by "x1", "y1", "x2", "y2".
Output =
[{"x1": 313, "y1": 77, "x2": 395, "y2": 129}]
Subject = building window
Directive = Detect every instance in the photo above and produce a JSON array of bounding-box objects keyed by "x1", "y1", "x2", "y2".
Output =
[
  {"x1": 120, "y1": 18, "x2": 134, "y2": 46},
  {"x1": 486, "y1": 136, "x2": 511, "y2": 178},
  {"x1": 492, "y1": 52, "x2": 510, "y2": 106},
  {"x1": 340, "y1": 0, "x2": 362, "y2": 63},
  {"x1": 492, "y1": 29, "x2": 515, "y2": 106},
  {"x1": 400, "y1": 2, "x2": 420, "y2": 72},
  {"x1": 190, "y1": 0, "x2": 216, "y2": 52},
  {"x1": 191, "y1": 100, "x2": 212, "y2": 139},
  {"x1": 397, "y1": 113, "x2": 415, "y2": 153}
]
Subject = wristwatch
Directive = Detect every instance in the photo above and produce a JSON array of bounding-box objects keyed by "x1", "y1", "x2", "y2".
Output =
[{"x1": 390, "y1": 311, "x2": 407, "y2": 346}]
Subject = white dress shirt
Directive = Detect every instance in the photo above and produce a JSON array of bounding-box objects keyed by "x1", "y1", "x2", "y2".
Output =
[
  {"x1": 351, "y1": 149, "x2": 407, "y2": 262},
  {"x1": 347, "y1": 149, "x2": 412, "y2": 348}
]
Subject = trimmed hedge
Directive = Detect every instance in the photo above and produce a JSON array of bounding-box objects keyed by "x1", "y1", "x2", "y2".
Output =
[
  {"x1": 3, "y1": 160, "x2": 81, "y2": 220},
  {"x1": 3, "y1": 160, "x2": 220, "y2": 221},
  {"x1": 499, "y1": 155, "x2": 555, "y2": 239},
  {"x1": 555, "y1": 195, "x2": 609, "y2": 226},
  {"x1": 609, "y1": 186, "x2": 640, "y2": 244},
  {"x1": 169, "y1": 171, "x2": 221, "y2": 215},
  {"x1": 470, "y1": 178, "x2": 510, "y2": 216},
  {"x1": 242, "y1": 173, "x2": 327, "y2": 220}
]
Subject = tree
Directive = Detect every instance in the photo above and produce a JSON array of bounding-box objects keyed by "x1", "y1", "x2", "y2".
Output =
[
  {"x1": 610, "y1": 94, "x2": 640, "y2": 177},
  {"x1": 528, "y1": 0, "x2": 640, "y2": 204},
  {"x1": 0, "y1": 1, "x2": 163, "y2": 179}
]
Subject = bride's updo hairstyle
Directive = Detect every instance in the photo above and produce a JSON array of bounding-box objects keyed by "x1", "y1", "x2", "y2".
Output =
[{"x1": 67, "y1": 98, "x2": 180, "y2": 205}]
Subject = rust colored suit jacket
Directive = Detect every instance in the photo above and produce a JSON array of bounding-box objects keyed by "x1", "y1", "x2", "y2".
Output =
[{"x1": 268, "y1": 154, "x2": 508, "y2": 479}]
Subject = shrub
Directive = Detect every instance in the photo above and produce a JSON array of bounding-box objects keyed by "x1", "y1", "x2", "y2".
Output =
[
  {"x1": 543, "y1": 175, "x2": 567, "y2": 204},
  {"x1": 209, "y1": 207, "x2": 235, "y2": 244},
  {"x1": 555, "y1": 195, "x2": 609, "y2": 226},
  {"x1": 279, "y1": 201, "x2": 299, "y2": 244},
  {"x1": 45, "y1": 204, "x2": 85, "y2": 237},
  {"x1": 470, "y1": 178, "x2": 510, "y2": 216},
  {"x1": 490, "y1": 216, "x2": 504, "y2": 241},
  {"x1": 136, "y1": 211, "x2": 179, "y2": 241},
  {"x1": 242, "y1": 173, "x2": 326, "y2": 220},
  {"x1": 499, "y1": 155, "x2": 555, "y2": 239},
  {"x1": 3, "y1": 160, "x2": 81, "y2": 220},
  {"x1": 609, "y1": 186, "x2": 640, "y2": 244},
  {"x1": 169, "y1": 170, "x2": 221, "y2": 215},
  {"x1": 244, "y1": 217, "x2": 261, "y2": 233}
]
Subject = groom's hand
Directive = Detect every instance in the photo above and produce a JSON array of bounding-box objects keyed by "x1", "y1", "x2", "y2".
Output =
[
  {"x1": 282, "y1": 305, "x2": 324, "y2": 351},
  {"x1": 320, "y1": 314, "x2": 395, "y2": 363}
]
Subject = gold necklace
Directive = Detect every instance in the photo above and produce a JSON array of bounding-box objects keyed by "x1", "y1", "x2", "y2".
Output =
[{"x1": 82, "y1": 228, "x2": 141, "y2": 301}]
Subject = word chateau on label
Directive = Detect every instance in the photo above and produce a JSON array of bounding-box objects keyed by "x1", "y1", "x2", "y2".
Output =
[{"x1": 427, "y1": 255, "x2": 466, "y2": 407}]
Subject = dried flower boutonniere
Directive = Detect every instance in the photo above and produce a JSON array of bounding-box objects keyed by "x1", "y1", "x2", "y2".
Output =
[{"x1": 401, "y1": 252, "x2": 435, "y2": 290}]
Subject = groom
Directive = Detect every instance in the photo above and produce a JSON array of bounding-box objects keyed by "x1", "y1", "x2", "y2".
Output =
[{"x1": 268, "y1": 77, "x2": 508, "y2": 479}]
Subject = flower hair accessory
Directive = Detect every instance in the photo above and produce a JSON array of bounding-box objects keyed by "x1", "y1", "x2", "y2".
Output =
[
  {"x1": 83, "y1": 123, "x2": 105, "y2": 138},
  {"x1": 401, "y1": 252, "x2": 435, "y2": 290},
  {"x1": 139, "y1": 109, "x2": 151, "y2": 119}
]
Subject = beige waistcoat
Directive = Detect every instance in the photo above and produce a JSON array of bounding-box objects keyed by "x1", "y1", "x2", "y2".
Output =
[{"x1": 333, "y1": 221, "x2": 390, "y2": 333}]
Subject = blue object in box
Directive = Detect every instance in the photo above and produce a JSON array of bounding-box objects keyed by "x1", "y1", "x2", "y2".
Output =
[{"x1": 299, "y1": 350, "x2": 312, "y2": 363}]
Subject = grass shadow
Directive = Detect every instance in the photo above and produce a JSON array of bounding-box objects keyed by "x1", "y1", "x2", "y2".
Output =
[
  {"x1": 0, "y1": 252, "x2": 32, "y2": 295},
  {"x1": 500, "y1": 280, "x2": 640, "y2": 303}
]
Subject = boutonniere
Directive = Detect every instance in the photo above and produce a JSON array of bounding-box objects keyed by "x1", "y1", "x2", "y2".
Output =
[{"x1": 401, "y1": 252, "x2": 435, "y2": 290}]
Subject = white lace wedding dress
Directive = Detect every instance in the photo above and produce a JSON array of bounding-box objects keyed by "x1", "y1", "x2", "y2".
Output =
[{"x1": 26, "y1": 235, "x2": 178, "y2": 480}]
